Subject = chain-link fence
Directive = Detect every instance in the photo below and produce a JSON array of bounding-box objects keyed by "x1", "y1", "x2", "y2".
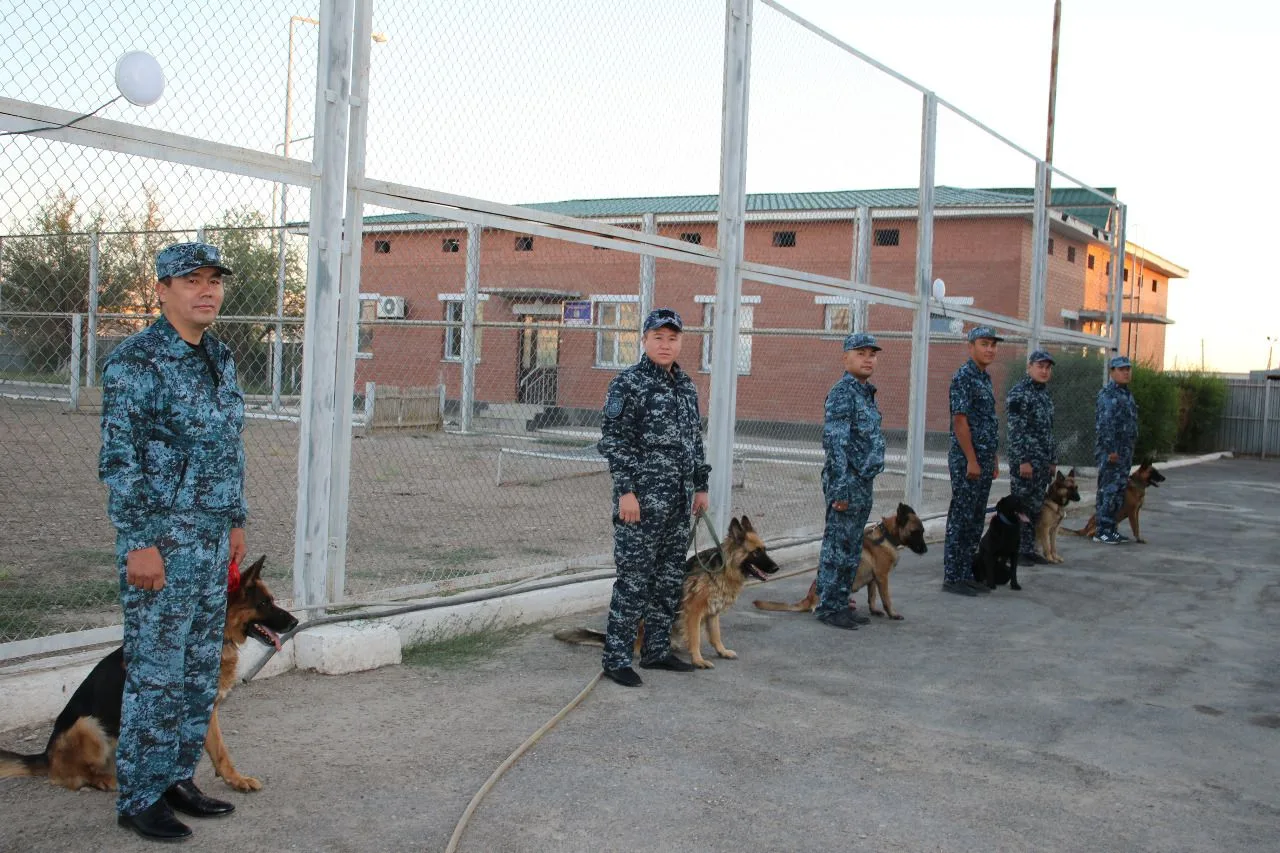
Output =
[{"x1": 1, "y1": 0, "x2": 1132, "y2": 651}]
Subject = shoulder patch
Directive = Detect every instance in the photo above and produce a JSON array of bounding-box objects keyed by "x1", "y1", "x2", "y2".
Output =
[{"x1": 604, "y1": 390, "x2": 624, "y2": 419}]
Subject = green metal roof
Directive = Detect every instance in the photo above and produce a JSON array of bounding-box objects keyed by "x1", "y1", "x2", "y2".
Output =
[
  {"x1": 359, "y1": 185, "x2": 1096, "y2": 228},
  {"x1": 986, "y1": 186, "x2": 1119, "y2": 230}
]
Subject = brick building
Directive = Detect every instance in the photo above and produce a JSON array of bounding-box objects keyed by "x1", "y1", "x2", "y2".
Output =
[{"x1": 352, "y1": 188, "x2": 1185, "y2": 431}]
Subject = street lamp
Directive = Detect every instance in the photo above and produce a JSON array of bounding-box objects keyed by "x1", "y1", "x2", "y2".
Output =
[
  {"x1": 272, "y1": 16, "x2": 387, "y2": 412},
  {"x1": 1267, "y1": 336, "x2": 1278, "y2": 372}
]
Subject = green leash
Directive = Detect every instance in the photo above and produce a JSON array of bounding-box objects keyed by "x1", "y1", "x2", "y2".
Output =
[{"x1": 687, "y1": 509, "x2": 728, "y2": 575}]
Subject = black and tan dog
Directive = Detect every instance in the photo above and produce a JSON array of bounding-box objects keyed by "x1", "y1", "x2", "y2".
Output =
[
  {"x1": 1072, "y1": 460, "x2": 1166, "y2": 543},
  {"x1": 974, "y1": 494, "x2": 1031, "y2": 591},
  {"x1": 1035, "y1": 468, "x2": 1081, "y2": 564},
  {"x1": 0, "y1": 556, "x2": 297, "y2": 793},
  {"x1": 752, "y1": 503, "x2": 927, "y2": 620},
  {"x1": 555, "y1": 516, "x2": 778, "y2": 669}
]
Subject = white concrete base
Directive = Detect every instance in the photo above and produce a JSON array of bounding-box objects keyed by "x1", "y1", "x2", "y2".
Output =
[{"x1": 294, "y1": 622, "x2": 401, "y2": 675}]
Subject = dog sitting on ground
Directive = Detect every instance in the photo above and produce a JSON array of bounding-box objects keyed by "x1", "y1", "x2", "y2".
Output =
[
  {"x1": 974, "y1": 495, "x2": 1031, "y2": 591},
  {"x1": 1035, "y1": 468, "x2": 1081, "y2": 563},
  {"x1": 752, "y1": 503, "x2": 927, "y2": 620},
  {"x1": 0, "y1": 556, "x2": 297, "y2": 793},
  {"x1": 555, "y1": 516, "x2": 779, "y2": 669},
  {"x1": 1072, "y1": 461, "x2": 1166, "y2": 544}
]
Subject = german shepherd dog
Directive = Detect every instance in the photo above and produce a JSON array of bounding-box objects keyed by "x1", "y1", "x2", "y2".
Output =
[
  {"x1": 752, "y1": 503, "x2": 927, "y2": 620},
  {"x1": 0, "y1": 556, "x2": 297, "y2": 793},
  {"x1": 1072, "y1": 461, "x2": 1166, "y2": 543},
  {"x1": 974, "y1": 494, "x2": 1031, "y2": 590},
  {"x1": 1035, "y1": 468, "x2": 1081, "y2": 564},
  {"x1": 554, "y1": 516, "x2": 779, "y2": 669}
]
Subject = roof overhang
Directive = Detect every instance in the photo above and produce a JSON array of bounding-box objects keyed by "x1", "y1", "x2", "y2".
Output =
[
  {"x1": 1077, "y1": 309, "x2": 1174, "y2": 325},
  {"x1": 1125, "y1": 242, "x2": 1189, "y2": 280}
]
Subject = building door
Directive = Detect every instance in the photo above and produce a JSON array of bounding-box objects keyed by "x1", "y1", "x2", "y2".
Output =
[{"x1": 517, "y1": 316, "x2": 559, "y2": 404}]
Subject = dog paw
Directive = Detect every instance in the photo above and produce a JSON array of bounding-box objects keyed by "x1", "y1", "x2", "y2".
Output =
[
  {"x1": 869, "y1": 609, "x2": 886, "y2": 617},
  {"x1": 1136, "y1": 538, "x2": 1147, "y2": 544},
  {"x1": 225, "y1": 775, "x2": 263, "y2": 792},
  {"x1": 889, "y1": 613, "x2": 905, "y2": 621},
  {"x1": 692, "y1": 659, "x2": 715, "y2": 670},
  {"x1": 715, "y1": 649, "x2": 738, "y2": 660},
  {"x1": 1010, "y1": 582, "x2": 1022, "y2": 591}
]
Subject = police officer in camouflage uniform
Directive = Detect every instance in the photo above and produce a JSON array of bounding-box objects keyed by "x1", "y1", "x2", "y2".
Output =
[
  {"x1": 597, "y1": 308, "x2": 710, "y2": 687},
  {"x1": 942, "y1": 326, "x2": 1003, "y2": 596},
  {"x1": 100, "y1": 242, "x2": 248, "y2": 841},
  {"x1": 1007, "y1": 349, "x2": 1058, "y2": 564},
  {"x1": 815, "y1": 332, "x2": 886, "y2": 630},
  {"x1": 1092, "y1": 355, "x2": 1139, "y2": 545}
]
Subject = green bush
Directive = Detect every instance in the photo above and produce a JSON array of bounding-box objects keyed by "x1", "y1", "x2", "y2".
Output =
[
  {"x1": 1170, "y1": 370, "x2": 1228, "y2": 453},
  {"x1": 1129, "y1": 363, "x2": 1178, "y2": 461}
]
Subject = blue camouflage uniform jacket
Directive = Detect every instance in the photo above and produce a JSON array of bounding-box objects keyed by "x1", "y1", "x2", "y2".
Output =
[
  {"x1": 1095, "y1": 380, "x2": 1138, "y2": 459},
  {"x1": 1006, "y1": 376, "x2": 1057, "y2": 466},
  {"x1": 100, "y1": 315, "x2": 247, "y2": 552},
  {"x1": 821, "y1": 373, "x2": 885, "y2": 503},
  {"x1": 949, "y1": 358, "x2": 999, "y2": 459},
  {"x1": 597, "y1": 355, "x2": 711, "y2": 498}
]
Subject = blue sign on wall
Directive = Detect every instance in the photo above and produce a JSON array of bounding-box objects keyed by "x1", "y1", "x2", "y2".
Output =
[{"x1": 562, "y1": 300, "x2": 592, "y2": 326}]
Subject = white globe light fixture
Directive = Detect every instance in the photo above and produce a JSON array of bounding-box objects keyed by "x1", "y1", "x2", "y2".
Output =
[
  {"x1": 932, "y1": 278, "x2": 946, "y2": 302},
  {"x1": 115, "y1": 51, "x2": 165, "y2": 107}
]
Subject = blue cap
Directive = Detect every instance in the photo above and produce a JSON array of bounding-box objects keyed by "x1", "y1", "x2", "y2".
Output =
[
  {"x1": 156, "y1": 242, "x2": 233, "y2": 280},
  {"x1": 967, "y1": 326, "x2": 1004, "y2": 343},
  {"x1": 1028, "y1": 349, "x2": 1055, "y2": 364},
  {"x1": 843, "y1": 332, "x2": 881, "y2": 352},
  {"x1": 1108, "y1": 355, "x2": 1132, "y2": 369},
  {"x1": 642, "y1": 307, "x2": 683, "y2": 334}
]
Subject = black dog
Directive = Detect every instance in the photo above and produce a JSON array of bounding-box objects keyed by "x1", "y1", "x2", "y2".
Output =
[{"x1": 973, "y1": 495, "x2": 1032, "y2": 591}]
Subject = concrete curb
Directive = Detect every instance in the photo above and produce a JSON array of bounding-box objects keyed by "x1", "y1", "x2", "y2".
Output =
[{"x1": 0, "y1": 451, "x2": 1231, "y2": 733}]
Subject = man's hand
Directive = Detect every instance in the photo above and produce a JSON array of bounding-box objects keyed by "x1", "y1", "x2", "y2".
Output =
[
  {"x1": 618, "y1": 492, "x2": 641, "y2": 524},
  {"x1": 1019, "y1": 462, "x2": 1033, "y2": 479},
  {"x1": 126, "y1": 546, "x2": 166, "y2": 591},
  {"x1": 831, "y1": 499, "x2": 849, "y2": 512},
  {"x1": 229, "y1": 527, "x2": 247, "y2": 566},
  {"x1": 691, "y1": 491, "x2": 709, "y2": 517},
  {"x1": 966, "y1": 458, "x2": 981, "y2": 480},
  {"x1": 1108, "y1": 452, "x2": 1119, "y2": 464},
  {"x1": 1050, "y1": 464, "x2": 1057, "y2": 477}
]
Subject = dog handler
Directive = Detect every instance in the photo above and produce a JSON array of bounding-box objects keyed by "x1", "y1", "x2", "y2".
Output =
[
  {"x1": 814, "y1": 332, "x2": 886, "y2": 630},
  {"x1": 100, "y1": 243, "x2": 248, "y2": 841},
  {"x1": 942, "y1": 326, "x2": 1003, "y2": 596},
  {"x1": 1092, "y1": 355, "x2": 1139, "y2": 545},
  {"x1": 1006, "y1": 350, "x2": 1058, "y2": 565},
  {"x1": 596, "y1": 308, "x2": 710, "y2": 686}
]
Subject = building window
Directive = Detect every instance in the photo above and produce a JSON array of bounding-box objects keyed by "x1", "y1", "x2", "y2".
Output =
[
  {"x1": 1152, "y1": 280, "x2": 1159, "y2": 293},
  {"x1": 680, "y1": 232, "x2": 702, "y2": 245},
  {"x1": 824, "y1": 303, "x2": 852, "y2": 334},
  {"x1": 874, "y1": 228, "x2": 900, "y2": 247},
  {"x1": 1067, "y1": 246, "x2": 1077, "y2": 263},
  {"x1": 373, "y1": 240, "x2": 391, "y2": 254},
  {"x1": 1123, "y1": 268, "x2": 1129, "y2": 282},
  {"x1": 1047, "y1": 238, "x2": 1054, "y2": 255},
  {"x1": 1106, "y1": 260, "x2": 1112, "y2": 276},
  {"x1": 442, "y1": 238, "x2": 460, "y2": 253},
  {"x1": 443, "y1": 298, "x2": 484, "y2": 361},
  {"x1": 514, "y1": 236, "x2": 534, "y2": 252},
  {"x1": 595, "y1": 300, "x2": 639, "y2": 368},
  {"x1": 357, "y1": 295, "x2": 379, "y2": 357},
  {"x1": 772, "y1": 231, "x2": 796, "y2": 248},
  {"x1": 1062, "y1": 317, "x2": 1080, "y2": 332},
  {"x1": 700, "y1": 302, "x2": 754, "y2": 374},
  {"x1": 1087, "y1": 254, "x2": 1095, "y2": 270}
]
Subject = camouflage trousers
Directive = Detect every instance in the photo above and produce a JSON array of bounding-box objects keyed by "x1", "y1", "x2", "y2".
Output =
[
  {"x1": 602, "y1": 483, "x2": 693, "y2": 671},
  {"x1": 1095, "y1": 454, "x2": 1132, "y2": 535},
  {"x1": 943, "y1": 447, "x2": 994, "y2": 584},
  {"x1": 116, "y1": 513, "x2": 230, "y2": 817},
  {"x1": 1009, "y1": 462, "x2": 1053, "y2": 555},
  {"x1": 815, "y1": 486, "x2": 873, "y2": 616}
]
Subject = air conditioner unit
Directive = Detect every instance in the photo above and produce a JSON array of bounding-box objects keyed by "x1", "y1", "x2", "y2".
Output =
[{"x1": 376, "y1": 295, "x2": 405, "y2": 319}]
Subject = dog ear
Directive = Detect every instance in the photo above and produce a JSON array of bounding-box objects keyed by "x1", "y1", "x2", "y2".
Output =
[
  {"x1": 739, "y1": 515, "x2": 754, "y2": 533},
  {"x1": 896, "y1": 503, "x2": 911, "y2": 525},
  {"x1": 727, "y1": 517, "x2": 745, "y2": 542},
  {"x1": 1067, "y1": 467, "x2": 1077, "y2": 478},
  {"x1": 1054, "y1": 470, "x2": 1064, "y2": 482},
  {"x1": 240, "y1": 555, "x2": 266, "y2": 586}
]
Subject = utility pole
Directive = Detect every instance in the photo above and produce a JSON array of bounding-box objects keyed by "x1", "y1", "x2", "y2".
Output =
[{"x1": 1046, "y1": 0, "x2": 1062, "y2": 165}]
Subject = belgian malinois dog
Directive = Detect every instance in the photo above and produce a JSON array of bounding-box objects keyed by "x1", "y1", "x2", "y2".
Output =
[
  {"x1": 752, "y1": 503, "x2": 927, "y2": 621},
  {"x1": 1035, "y1": 468, "x2": 1081, "y2": 563},
  {"x1": 0, "y1": 556, "x2": 297, "y2": 793},
  {"x1": 555, "y1": 516, "x2": 779, "y2": 669},
  {"x1": 1072, "y1": 461, "x2": 1166, "y2": 543}
]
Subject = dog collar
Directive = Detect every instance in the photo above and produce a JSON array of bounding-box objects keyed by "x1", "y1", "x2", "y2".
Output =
[
  {"x1": 997, "y1": 512, "x2": 1016, "y2": 526},
  {"x1": 867, "y1": 521, "x2": 900, "y2": 548}
]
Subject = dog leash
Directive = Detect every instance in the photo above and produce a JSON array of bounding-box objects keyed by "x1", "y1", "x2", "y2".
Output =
[{"x1": 686, "y1": 509, "x2": 728, "y2": 575}]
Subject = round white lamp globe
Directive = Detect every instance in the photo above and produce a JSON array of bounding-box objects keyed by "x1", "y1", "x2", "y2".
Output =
[
  {"x1": 932, "y1": 278, "x2": 946, "y2": 301},
  {"x1": 115, "y1": 51, "x2": 165, "y2": 107}
]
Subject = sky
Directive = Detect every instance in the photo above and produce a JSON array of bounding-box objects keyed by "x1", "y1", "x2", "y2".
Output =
[{"x1": 3, "y1": 0, "x2": 1277, "y2": 371}]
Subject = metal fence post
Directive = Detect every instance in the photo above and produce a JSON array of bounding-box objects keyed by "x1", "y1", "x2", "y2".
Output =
[
  {"x1": 292, "y1": 0, "x2": 355, "y2": 611},
  {"x1": 707, "y1": 0, "x2": 753, "y2": 535},
  {"x1": 639, "y1": 212, "x2": 656, "y2": 324},
  {"x1": 461, "y1": 222, "x2": 480, "y2": 433},
  {"x1": 69, "y1": 313, "x2": 82, "y2": 411},
  {"x1": 1263, "y1": 379, "x2": 1272, "y2": 459},
  {"x1": 1110, "y1": 203, "x2": 1127, "y2": 357},
  {"x1": 904, "y1": 91, "x2": 937, "y2": 511},
  {"x1": 272, "y1": 218, "x2": 287, "y2": 413},
  {"x1": 852, "y1": 205, "x2": 872, "y2": 332},
  {"x1": 1028, "y1": 161, "x2": 1048, "y2": 353},
  {"x1": 86, "y1": 232, "x2": 99, "y2": 388}
]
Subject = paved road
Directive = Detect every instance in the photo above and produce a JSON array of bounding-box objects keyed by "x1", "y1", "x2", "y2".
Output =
[{"x1": 2, "y1": 458, "x2": 1277, "y2": 852}]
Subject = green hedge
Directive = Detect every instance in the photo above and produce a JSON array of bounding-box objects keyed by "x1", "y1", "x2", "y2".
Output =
[
  {"x1": 1128, "y1": 363, "x2": 1178, "y2": 461},
  {"x1": 1171, "y1": 371, "x2": 1229, "y2": 454}
]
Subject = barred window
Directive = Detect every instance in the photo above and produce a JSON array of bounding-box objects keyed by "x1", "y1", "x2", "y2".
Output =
[{"x1": 595, "y1": 301, "x2": 639, "y2": 368}]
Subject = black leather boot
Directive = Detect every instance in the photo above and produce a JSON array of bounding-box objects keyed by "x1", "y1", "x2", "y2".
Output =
[
  {"x1": 117, "y1": 798, "x2": 193, "y2": 842},
  {"x1": 164, "y1": 779, "x2": 235, "y2": 818}
]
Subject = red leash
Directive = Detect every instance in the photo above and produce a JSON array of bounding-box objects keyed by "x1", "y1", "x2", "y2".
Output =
[{"x1": 227, "y1": 559, "x2": 241, "y2": 593}]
